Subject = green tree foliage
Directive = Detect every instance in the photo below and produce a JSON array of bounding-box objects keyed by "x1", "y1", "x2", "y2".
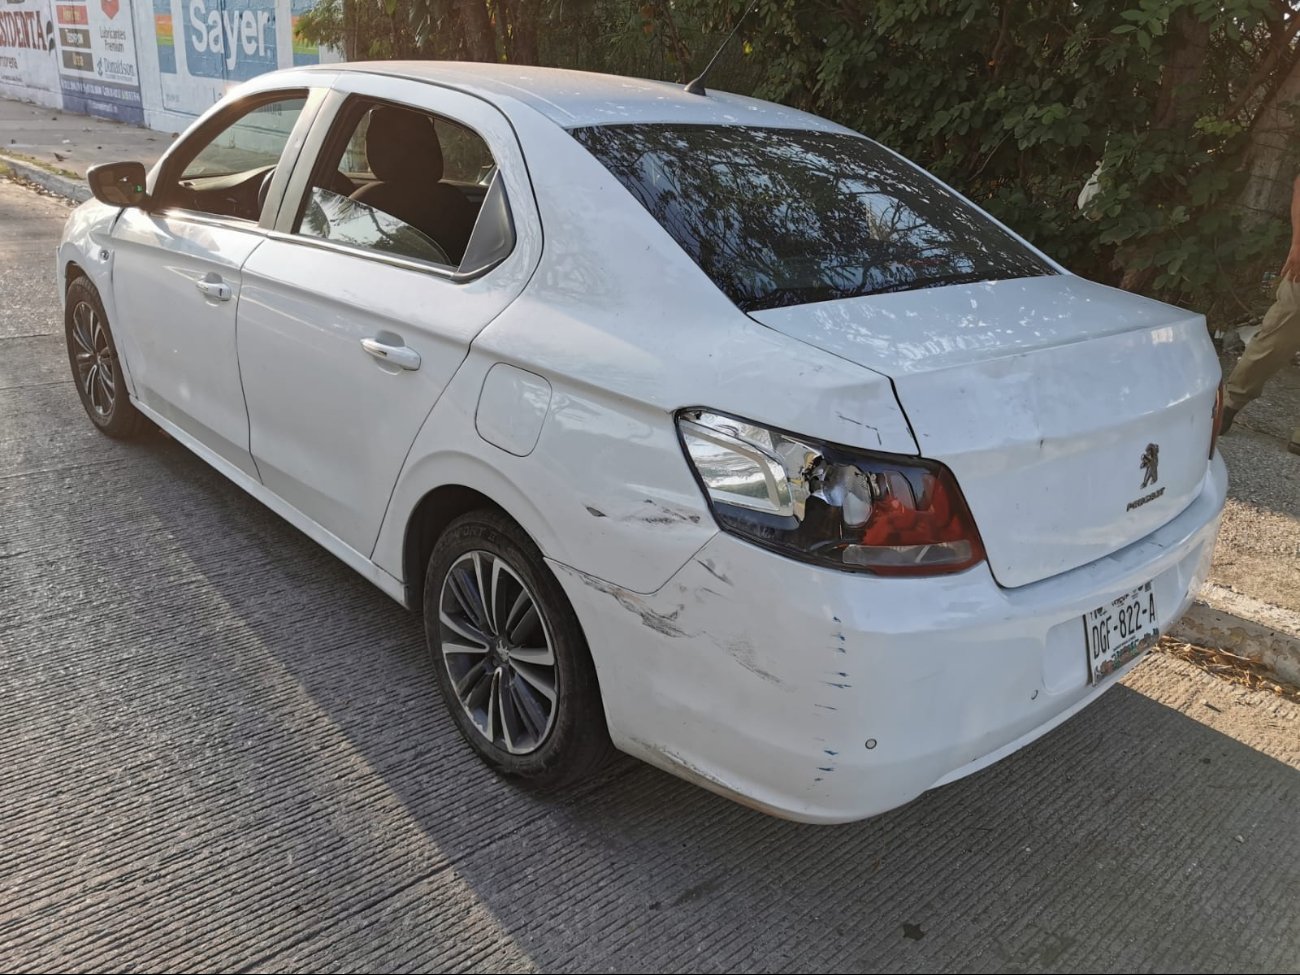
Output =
[{"x1": 301, "y1": 0, "x2": 1300, "y2": 324}]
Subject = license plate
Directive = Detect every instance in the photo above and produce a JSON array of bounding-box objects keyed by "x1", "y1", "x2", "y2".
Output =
[{"x1": 1083, "y1": 580, "x2": 1159, "y2": 683}]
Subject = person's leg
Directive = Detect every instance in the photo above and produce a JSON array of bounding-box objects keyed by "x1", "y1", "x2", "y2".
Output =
[{"x1": 1223, "y1": 278, "x2": 1300, "y2": 432}]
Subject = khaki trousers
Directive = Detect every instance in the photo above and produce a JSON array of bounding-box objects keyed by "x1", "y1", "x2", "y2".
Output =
[{"x1": 1224, "y1": 278, "x2": 1300, "y2": 444}]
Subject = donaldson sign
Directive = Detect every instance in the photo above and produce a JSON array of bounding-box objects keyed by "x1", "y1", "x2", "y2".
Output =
[{"x1": 52, "y1": 0, "x2": 144, "y2": 124}]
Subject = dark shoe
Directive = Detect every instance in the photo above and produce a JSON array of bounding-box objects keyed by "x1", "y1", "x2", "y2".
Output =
[
  {"x1": 1289, "y1": 440, "x2": 1299, "y2": 456},
  {"x1": 1219, "y1": 406, "x2": 1237, "y2": 435}
]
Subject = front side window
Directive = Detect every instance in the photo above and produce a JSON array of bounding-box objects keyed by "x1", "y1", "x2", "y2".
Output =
[
  {"x1": 293, "y1": 99, "x2": 496, "y2": 269},
  {"x1": 158, "y1": 93, "x2": 308, "y2": 221},
  {"x1": 572, "y1": 123, "x2": 1054, "y2": 312},
  {"x1": 182, "y1": 98, "x2": 306, "y2": 179}
]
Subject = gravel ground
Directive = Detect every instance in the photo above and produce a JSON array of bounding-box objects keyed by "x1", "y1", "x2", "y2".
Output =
[{"x1": 1213, "y1": 354, "x2": 1300, "y2": 614}]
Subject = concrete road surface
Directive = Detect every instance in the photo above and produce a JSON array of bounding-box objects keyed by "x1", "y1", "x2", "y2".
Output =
[{"x1": 2, "y1": 179, "x2": 1298, "y2": 973}]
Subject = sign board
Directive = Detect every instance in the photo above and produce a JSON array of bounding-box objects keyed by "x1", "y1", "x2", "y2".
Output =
[
  {"x1": 52, "y1": 0, "x2": 144, "y2": 123},
  {"x1": 0, "y1": 0, "x2": 60, "y2": 102}
]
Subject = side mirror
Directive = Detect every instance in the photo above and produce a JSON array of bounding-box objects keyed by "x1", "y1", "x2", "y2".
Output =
[{"x1": 87, "y1": 161, "x2": 148, "y2": 207}]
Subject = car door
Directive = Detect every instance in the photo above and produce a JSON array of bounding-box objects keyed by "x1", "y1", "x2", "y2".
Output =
[
  {"x1": 109, "y1": 88, "x2": 324, "y2": 478},
  {"x1": 235, "y1": 77, "x2": 542, "y2": 555}
]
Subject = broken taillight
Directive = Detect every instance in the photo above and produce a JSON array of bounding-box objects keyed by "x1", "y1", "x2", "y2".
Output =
[{"x1": 677, "y1": 409, "x2": 986, "y2": 576}]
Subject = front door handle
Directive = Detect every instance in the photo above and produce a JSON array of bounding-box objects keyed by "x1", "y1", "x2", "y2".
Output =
[
  {"x1": 361, "y1": 337, "x2": 421, "y2": 371},
  {"x1": 195, "y1": 273, "x2": 231, "y2": 301}
]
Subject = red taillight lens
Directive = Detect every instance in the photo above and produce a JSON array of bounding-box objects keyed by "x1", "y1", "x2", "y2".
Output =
[
  {"x1": 853, "y1": 465, "x2": 986, "y2": 576},
  {"x1": 1209, "y1": 381, "x2": 1224, "y2": 458}
]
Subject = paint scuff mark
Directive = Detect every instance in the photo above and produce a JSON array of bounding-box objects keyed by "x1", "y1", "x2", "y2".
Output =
[
  {"x1": 823, "y1": 749, "x2": 839, "y2": 756},
  {"x1": 814, "y1": 703, "x2": 839, "y2": 711},
  {"x1": 633, "y1": 498, "x2": 702, "y2": 526},
  {"x1": 821, "y1": 681, "x2": 852, "y2": 689},
  {"x1": 725, "y1": 639, "x2": 784, "y2": 687},
  {"x1": 585, "y1": 506, "x2": 607, "y2": 518},
  {"x1": 563, "y1": 567, "x2": 688, "y2": 638},
  {"x1": 696, "y1": 558, "x2": 732, "y2": 586},
  {"x1": 818, "y1": 766, "x2": 835, "y2": 773}
]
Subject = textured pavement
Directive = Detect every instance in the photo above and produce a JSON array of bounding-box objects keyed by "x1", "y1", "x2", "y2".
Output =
[{"x1": 2, "y1": 178, "x2": 1299, "y2": 973}]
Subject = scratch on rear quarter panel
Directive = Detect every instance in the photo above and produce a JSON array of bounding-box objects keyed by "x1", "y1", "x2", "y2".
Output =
[
  {"x1": 633, "y1": 499, "x2": 702, "y2": 526},
  {"x1": 558, "y1": 564, "x2": 689, "y2": 637},
  {"x1": 696, "y1": 558, "x2": 732, "y2": 585},
  {"x1": 724, "y1": 639, "x2": 785, "y2": 687}
]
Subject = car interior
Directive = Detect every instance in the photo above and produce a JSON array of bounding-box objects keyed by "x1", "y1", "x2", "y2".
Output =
[{"x1": 159, "y1": 94, "x2": 496, "y2": 270}]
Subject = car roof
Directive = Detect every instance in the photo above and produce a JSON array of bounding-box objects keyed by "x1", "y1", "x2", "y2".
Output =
[{"x1": 304, "y1": 61, "x2": 852, "y2": 133}]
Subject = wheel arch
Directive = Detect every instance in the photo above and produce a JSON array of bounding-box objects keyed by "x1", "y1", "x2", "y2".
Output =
[
  {"x1": 64, "y1": 259, "x2": 87, "y2": 291},
  {"x1": 401, "y1": 483, "x2": 516, "y2": 614}
]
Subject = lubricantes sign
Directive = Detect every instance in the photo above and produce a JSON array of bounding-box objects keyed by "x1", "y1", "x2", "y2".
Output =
[{"x1": 51, "y1": 0, "x2": 143, "y2": 123}]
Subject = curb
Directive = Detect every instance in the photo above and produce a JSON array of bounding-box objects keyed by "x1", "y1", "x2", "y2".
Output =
[
  {"x1": 0, "y1": 152, "x2": 89, "y2": 202},
  {"x1": 1170, "y1": 587, "x2": 1300, "y2": 686}
]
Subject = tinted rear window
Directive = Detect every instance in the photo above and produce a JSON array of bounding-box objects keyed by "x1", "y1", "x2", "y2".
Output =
[{"x1": 571, "y1": 124, "x2": 1054, "y2": 312}]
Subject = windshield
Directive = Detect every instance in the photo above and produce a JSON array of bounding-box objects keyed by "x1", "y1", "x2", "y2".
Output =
[{"x1": 571, "y1": 123, "x2": 1054, "y2": 313}]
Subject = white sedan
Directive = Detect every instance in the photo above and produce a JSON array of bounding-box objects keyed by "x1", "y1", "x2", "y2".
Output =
[{"x1": 59, "y1": 62, "x2": 1226, "y2": 823}]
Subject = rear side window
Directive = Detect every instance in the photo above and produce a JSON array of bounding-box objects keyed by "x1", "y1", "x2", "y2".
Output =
[{"x1": 571, "y1": 124, "x2": 1054, "y2": 312}]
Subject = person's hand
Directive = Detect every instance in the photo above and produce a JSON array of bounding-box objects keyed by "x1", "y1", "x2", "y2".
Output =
[{"x1": 1282, "y1": 245, "x2": 1300, "y2": 282}]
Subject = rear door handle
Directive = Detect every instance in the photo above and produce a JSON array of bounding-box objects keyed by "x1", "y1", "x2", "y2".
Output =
[
  {"x1": 195, "y1": 274, "x2": 231, "y2": 301},
  {"x1": 361, "y1": 337, "x2": 421, "y2": 371}
]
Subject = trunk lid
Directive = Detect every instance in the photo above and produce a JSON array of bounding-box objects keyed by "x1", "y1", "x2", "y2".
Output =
[{"x1": 750, "y1": 275, "x2": 1219, "y2": 588}]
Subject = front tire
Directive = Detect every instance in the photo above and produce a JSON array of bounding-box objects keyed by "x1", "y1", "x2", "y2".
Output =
[
  {"x1": 423, "y1": 510, "x2": 614, "y2": 789},
  {"x1": 64, "y1": 276, "x2": 149, "y2": 439}
]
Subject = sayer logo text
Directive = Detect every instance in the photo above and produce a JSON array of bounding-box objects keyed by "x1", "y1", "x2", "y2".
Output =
[{"x1": 187, "y1": 0, "x2": 276, "y2": 81}]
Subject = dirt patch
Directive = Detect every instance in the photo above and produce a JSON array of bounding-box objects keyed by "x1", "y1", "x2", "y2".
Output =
[{"x1": 1156, "y1": 635, "x2": 1300, "y2": 704}]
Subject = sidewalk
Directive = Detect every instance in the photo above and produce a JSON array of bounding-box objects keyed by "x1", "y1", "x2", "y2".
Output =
[
  {"x1": 0, "y1": 96, "x2": 171, "y2": 199},
  {"x1": 3, "y1": 91, "x2": 1297, "y2": 685}
]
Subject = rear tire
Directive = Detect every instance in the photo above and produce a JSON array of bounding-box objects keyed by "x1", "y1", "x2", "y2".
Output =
[
  {"x1": 64, "y1": 276, "x2": 149, "y2": 440},
  {"x1": 423, "y1": 509, "x2": 614, "y2": 790}
]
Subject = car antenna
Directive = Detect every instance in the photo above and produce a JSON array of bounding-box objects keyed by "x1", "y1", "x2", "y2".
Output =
[{"x1": 684, "y1": 0, "x2": 759, "y2": 96}]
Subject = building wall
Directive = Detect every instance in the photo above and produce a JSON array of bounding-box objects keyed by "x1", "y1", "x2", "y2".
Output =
[{"x1": 0, "y1": 0, "x2": 337, "y2": 130}]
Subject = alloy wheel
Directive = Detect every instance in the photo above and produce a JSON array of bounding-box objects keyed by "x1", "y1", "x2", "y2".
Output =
[
  {"x1": 70, "y1": 301, "x2": 116, "y2": 417},
  {"x1": 438, "y1": 550, "x2": 558, "y2": 755}
]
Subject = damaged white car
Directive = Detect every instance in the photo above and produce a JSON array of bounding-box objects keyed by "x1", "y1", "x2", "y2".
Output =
[{"x1": 59, "y1": 62, "x2": 1226, "y2": 822}]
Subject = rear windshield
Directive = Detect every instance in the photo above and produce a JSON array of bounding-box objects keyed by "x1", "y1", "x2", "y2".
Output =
[{"x1": 571, "y1": 123, "x2": 1054, "y2": 313}]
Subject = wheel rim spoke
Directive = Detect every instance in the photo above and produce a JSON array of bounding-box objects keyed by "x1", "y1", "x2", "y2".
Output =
[
  {"x1": 513, "y1": 661, "x2": 556, "y2": 704},
  {"x1": 439, "y1": 549, "x2": 558, "y2": 756},
  {"x1": 497, "y1": 674, "x2": 516, "y2": 752},
  {"x1": 448, "y1": 566, "x2": 487, "y2": 632},
  {"x1": 507, "y1": 644, "x2": 554, "y2": 667},
  {"x1": 511, "y1": 679, "x2": 548, "y2": 739},
  {"x1": 439, "y1": 608, "x2": 489, "y2": 649},
  {"x1": 470, "y1": 552, "x2": 494, "y2": 634},
  {"x1": 507, "y1": 603, "x2": 543, "y2": 648},
  {"x1": 502, "y1": 590, "x2": 532, "y2": 641},
  {"x1": 95, "y1": 367, "x2": 113, "y2": 410},
  {"x1": 485, "y1": 668, "x2": 501, "y2": 743}
]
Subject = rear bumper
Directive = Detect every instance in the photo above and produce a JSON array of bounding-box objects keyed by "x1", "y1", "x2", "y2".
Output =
[{"x1": 553, "y1": 455, "x2": 1227, "y2": 824}]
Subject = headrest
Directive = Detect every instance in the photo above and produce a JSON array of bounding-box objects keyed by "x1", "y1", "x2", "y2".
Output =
[{"x1": 365, "y1": 105, "x2": 444, "y2": 184}]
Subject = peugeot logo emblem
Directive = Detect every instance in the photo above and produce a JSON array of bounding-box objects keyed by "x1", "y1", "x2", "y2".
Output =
[{"x1": 1140, "y1": 443, "x2": 1159, "y2": 488}]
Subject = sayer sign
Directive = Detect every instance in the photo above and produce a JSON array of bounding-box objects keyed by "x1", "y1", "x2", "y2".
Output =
[{"x1": 187, "y1": 0, "x2": 276, "y2": 81}]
